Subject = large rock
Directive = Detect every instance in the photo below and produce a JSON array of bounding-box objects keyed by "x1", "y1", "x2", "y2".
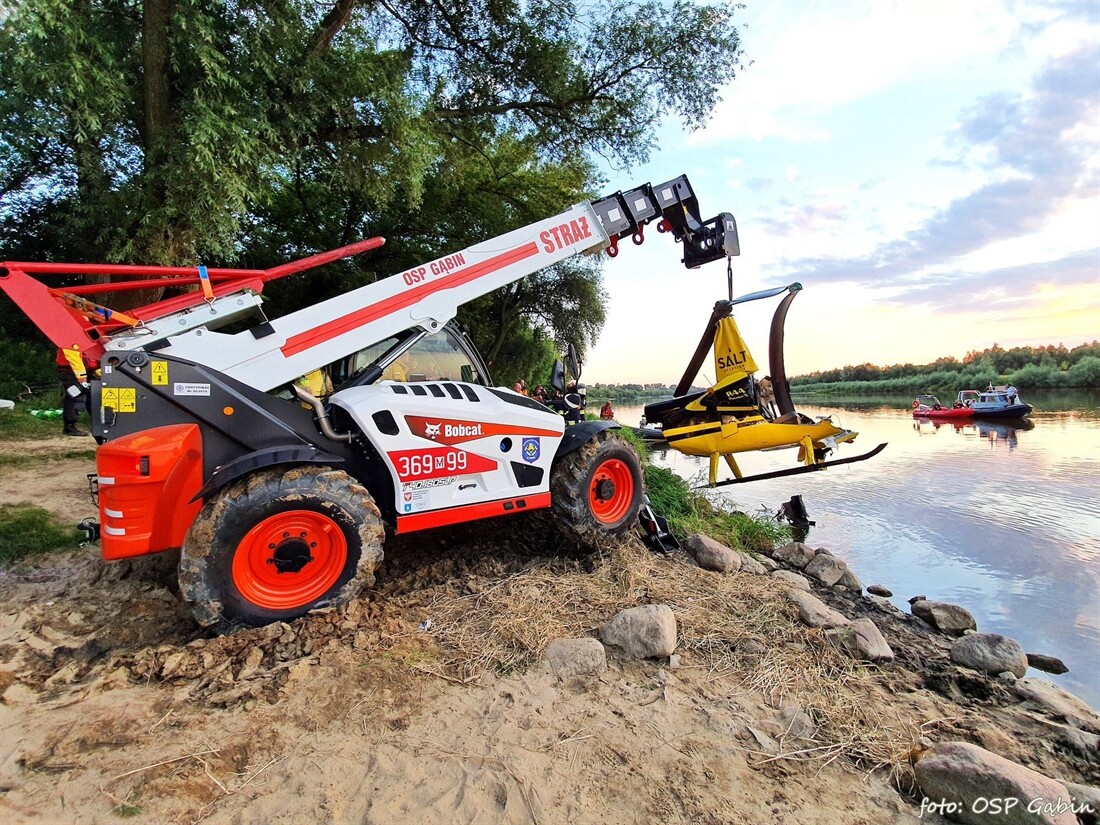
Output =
[
  {"x1": 784, "y1": 589, "x2": 849, "y2": 629},
  {"x1": 755, "y1": 554, "x2": 780, "y2": 572},
  {"x1": 831, "y1": 618, "x2": 894, "y2": 663},
  {"x1": 951, "y1": 634, "x2": 1028, "y2": 678},
  {"x1": 1063, "y1": 782, "x2": 1100, "y2": 824},
  {"x1": 1013, "y1": 678, "x2": 1100, "y2": 734},
  {"x1": 912, "y1": 600, "x2": 977, "y2": 636},
  {"x1": 1026, "y1": 653, "x2": 1069, "y2": 675},
  {"x1": 867, "y1": 584, "x2": 893, "y2": 597},
  {"x1": 835, "y1": 566, "x2": 863, "y2": 592},
  {"x1": 543, "y1": 638, "x2": 607, "y2": 679},
  {"x1": 599, "y1": 605, "x2": 677, "y2": 659},
  {"x1": 804, "y1": 553, "x2": 848, "y2": 586},
  {"x1": 737, "y1": 552, "x2": 768, "y2": 576},
  {"x1": 773, "y1": 542, "x2": 816, "y2": 570},
  {"x1": 772, "y1": 570, "x2": 811, "y2": 591},
  {"x1": 914, "y1": 741, "x2": 1076, "y2": 824},
  {"x1": 684, "y1": 533, "x2": 742, "y2": 574}
]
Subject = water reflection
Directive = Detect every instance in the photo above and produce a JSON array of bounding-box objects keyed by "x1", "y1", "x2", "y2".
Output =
[
  {"x1": 913, "y1": 418, "x2": 1036, "y2": 450},
  {"x1": 612, "y1": 389, "x2": 1100, "y2": 708}
]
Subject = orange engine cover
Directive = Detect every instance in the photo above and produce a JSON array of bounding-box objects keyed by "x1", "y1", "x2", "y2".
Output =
[{"x1": 96, "y1": 424, "x2": 204, "y2": 560}]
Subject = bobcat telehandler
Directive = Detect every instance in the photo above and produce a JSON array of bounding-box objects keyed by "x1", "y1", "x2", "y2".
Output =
[{"x1": 1, "y1": 175, "x2": 877, "y2": 632}]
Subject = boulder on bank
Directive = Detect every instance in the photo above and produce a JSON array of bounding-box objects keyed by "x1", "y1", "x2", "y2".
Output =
[
  {"x1": 1063, "y1": 782, "x2": 1100, "y2": 824},
  {"x1": 772, "y1": 570, "x2": 811, "y2": 591},
  {"x1": 951, "y1": 633, "x2": 1028, "y2": 678},
  {"x1": 914, "y1": 741, "x2": 1077, "y2": 825},
  {"x1": 783, "y1": 589, "x2": 849, "y2": 629},
  {"x1": 543, "y1": 638, "x2": 607, "y2": 679},
  {"x1": 1013, "y1": 678, "x2": 1100, "y2": 734},
  {"x1": 804, "y1": 553, "x2": 847, "y2": 586},
  {"x1": 599, "y1": 605, "x2": 677, "y2": 659},
  {"x1": 912, "y1": 599, "x2": 977, "y2": 636},
  {"x1": 835, "y1": 566, "x2": 864, "y2": 592},
  {"x1": 737, "y1": 552, "x2": 769, "y2": 576},
  {"x1": 773, "y1": 542, "x2": 816, "y2": 570},
  {"x1": 684, "y1": 534, "x2": 742, "y2": 574},
  {"x1": 831, "y1": 618, "x2": 894, "y2": 663},
  {"x1": 867, "y1": 584, "x2": 893, "y2": 597},
  {"x1": 1026, "y1": 653, "x2": 1069, "y2": 675}
]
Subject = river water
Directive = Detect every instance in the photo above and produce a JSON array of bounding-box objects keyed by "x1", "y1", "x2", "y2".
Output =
[{"x1": 612, "y1": 389, "x2": 1100, "y2": 708}]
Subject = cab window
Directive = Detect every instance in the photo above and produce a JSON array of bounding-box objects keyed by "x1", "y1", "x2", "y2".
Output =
[{"x1": 390, "y1": 330, "x2": 484, "y2": 384}]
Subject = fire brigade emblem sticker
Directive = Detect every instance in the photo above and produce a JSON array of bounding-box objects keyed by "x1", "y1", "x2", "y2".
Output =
[{"x1": 522, "y1": 437, "x2": 540, "y2": 463}]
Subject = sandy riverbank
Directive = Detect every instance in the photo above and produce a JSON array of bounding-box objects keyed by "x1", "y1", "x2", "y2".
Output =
[{"x1": 0, "y1": 443, "x2": 1096, "y2": 824}]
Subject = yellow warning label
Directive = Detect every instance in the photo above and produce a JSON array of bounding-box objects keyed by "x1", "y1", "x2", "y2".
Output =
[
  {"x1": 151, "y1": 361, "x2": 168, "y2": 385},
  {"x1": 101, "y1": 387, "x2": 137, "y2": 413},
  {"x1": 118, "y1": 388, "x2": 137, "y2": 413}
]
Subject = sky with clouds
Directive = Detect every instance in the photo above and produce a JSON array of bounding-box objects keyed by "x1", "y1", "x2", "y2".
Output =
[{"x1": 584, "y1": 0, "x2": 1100, "y2": 384}]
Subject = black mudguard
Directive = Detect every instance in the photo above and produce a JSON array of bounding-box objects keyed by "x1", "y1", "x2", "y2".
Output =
[
  {"x1": 190, "y1": 445, "x2": 348, "y2": 503},
  {"x1": 554, "y1": 420, "x2": 620, "y2": 459}
]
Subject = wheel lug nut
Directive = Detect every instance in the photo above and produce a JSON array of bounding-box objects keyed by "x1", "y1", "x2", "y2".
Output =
[
  {"x1": 283, "y1": 531, "x2": 290, "y2": 538},
  {"x1": 310, "y1": 542, "x2": 317, "y2": 548},
  {"x1": 268, "y1": 543, "x2": 275, "y2": 549}
]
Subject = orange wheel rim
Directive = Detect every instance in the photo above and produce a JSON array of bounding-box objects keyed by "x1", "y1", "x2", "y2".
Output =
[
  {"x1": 588, "y1": 458, "x2": 635, "y2": 525},
  {"x1": 232, "y1": 510, "x2": 347, "y2": 610}
]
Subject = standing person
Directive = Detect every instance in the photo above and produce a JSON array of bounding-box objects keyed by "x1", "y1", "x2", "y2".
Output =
[
  {"x1": 600, "y1": 400, "x2": 614, "y2": 420},
  {"x1": 532, "y1": 384, "x2": 546, "y2": 403},
  {"x1": 513, "y1": 378, "x2": 527, "y2": 395},
  {"x1": 757, "y1": 375, "x2": 776, "y2": 417},
  {"x1": 57, "y1": 347, "x2": 93, "y2": 436},
  {"x1": 1006, "y1": 383, "x2": 1018, "y2": 404}
]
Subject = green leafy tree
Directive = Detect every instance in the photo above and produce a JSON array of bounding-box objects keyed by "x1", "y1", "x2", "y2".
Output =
[{"x1": 1, "y1": 0, "x2": 746, "y2": 376}]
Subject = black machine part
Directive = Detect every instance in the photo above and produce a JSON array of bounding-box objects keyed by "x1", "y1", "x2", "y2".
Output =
[
  {"x1": 588, "y1": 175, "x2": 739, "y2": 268},
  {"x1": 639, "y1": 495, "x2": 680, "y2": 555}
]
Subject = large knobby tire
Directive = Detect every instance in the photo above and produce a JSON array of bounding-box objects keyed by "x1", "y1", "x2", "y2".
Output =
[
  {"x1": 179, "y1": 465, "x2": 384, "y2": 633},
  {"x1": 550, "y1": 430, "x2": 644, "y2": 544}
]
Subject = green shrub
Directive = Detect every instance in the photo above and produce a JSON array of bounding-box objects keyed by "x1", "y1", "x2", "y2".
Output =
[
  {"x1": 1067, "y1": 356, "x2": 1100, "y2": 387},
  {"x1": 0, "y1": 338, "x2": 55, "y2": 400},
  {"x1": 643, "y1": 464, "x2": 789, "y2": 552}
]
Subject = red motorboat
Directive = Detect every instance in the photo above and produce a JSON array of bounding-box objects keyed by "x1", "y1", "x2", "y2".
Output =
[{"x1": 911, "y1": 394, "x2": 974, "y2": 420}]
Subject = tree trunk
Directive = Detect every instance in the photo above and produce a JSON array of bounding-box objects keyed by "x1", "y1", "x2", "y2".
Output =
[{"x1": 106, "y1": 0, "x2": 177, "y2": 310}]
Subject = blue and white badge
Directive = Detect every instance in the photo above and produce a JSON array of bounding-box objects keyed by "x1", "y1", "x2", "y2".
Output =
[{"x1": 522, "y1": 437, "x2": 540, "y2": 463}]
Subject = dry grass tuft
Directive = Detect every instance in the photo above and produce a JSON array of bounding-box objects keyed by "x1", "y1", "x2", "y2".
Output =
[{"x1": 425, "y1": 539, "x2": 917, "y2": 772}]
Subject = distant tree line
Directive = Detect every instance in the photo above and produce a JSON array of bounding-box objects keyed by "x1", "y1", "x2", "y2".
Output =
[{"x1": 790, "y1": 341, "x2": 1100, "y2": 394}]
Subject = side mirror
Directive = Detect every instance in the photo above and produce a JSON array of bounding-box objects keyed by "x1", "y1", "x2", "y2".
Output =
[
  {"x1": 567, "y1": 343, "x2": 582, "y2": 382},
  {"x1": 549, "y1": 359, "x2": 566, "y2": 393}
]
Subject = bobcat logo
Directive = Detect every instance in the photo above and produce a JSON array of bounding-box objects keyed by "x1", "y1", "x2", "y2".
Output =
[{"x1": 424, "y1": 422, "x2": 442, "y2": 439}]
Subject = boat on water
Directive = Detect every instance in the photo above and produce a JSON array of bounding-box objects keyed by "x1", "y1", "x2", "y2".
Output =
[
  {"x1": 911, "y1": 394, "x2": 974, "y2": 420},
  {"x1": 955, "y1": 387, "x2": 1033, "y2": 419}
]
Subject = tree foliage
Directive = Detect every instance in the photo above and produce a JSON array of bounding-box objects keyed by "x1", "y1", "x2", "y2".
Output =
[{"x1": 0, "y1": 0, "x2": 746, "y2": 377}]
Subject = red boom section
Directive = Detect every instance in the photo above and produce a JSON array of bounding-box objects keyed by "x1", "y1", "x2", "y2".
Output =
[{"x1": 0, "y1": 237, "x2": 385, "y2": 362}]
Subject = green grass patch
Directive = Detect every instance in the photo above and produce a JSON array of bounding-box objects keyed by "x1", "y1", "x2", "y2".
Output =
[
  {"x1": 616, "y1": 426, "x2": 650, "y2": 466},
  {"x1": 0, "y1": 503, "x2": 83, "y2": 565},
  {"x1": 643, "y1": 461, "x2": 789, "y2": 554},
  {"x1": 0, "y1": 448, "x2": 96, "y2": 468},
  {"x1": 0, "y1": 396, "x2": 72, "y2": 439}
]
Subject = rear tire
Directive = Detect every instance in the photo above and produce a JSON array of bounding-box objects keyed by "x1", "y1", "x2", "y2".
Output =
[
  {"x1": 550, "y1": 430, "x2": 644, "y2": 544},
  {"x1": 179, "y1": 465, "x2": 384, "y2": 633}
]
